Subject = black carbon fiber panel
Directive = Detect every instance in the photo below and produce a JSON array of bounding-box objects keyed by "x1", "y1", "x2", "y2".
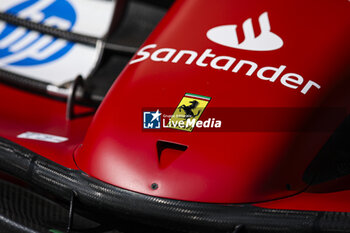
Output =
[
  {"x1": 0, "y1": 137, "x2": 349, "y2": 233},
  {"x1": 0, "y1": 179, "x2": 101, "y2": 233}
]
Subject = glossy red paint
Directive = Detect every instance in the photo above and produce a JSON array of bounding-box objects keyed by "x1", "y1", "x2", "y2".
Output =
[
  {"x1": 76, "y1": 0, "x2": 350, "y2": 203},
  {"x1": 0, "y1": 84, "x2": 93, "y2": 169}
]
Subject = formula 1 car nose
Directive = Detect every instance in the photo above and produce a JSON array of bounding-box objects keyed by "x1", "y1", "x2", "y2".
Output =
[{"x1": 75, "y1": 0, "x2": 350, "y2": 203}]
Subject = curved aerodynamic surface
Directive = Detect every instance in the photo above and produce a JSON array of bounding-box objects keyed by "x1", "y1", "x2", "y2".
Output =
[{"x1": 0, "y1": 0, "x2": 349, "y2": 232}]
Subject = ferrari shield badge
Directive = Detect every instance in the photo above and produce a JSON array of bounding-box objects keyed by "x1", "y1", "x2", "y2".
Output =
[{"x1": 168, "y1": 93, "x2": 211, "y2": 132}]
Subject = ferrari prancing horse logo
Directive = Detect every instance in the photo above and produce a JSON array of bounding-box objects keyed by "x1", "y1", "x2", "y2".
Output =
[{"x1": 167, "y1": 93, "x2": 211, "y2": 132}]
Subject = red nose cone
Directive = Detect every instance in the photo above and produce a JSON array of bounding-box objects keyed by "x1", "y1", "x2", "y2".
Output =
[{"x1": 75, "y1": 0, "x2": 350, "y2": 203}]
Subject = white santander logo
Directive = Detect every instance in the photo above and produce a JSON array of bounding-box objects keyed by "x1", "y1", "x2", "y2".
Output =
[{"x1": 206, "y1": 12, "x2": 283, "y2": 51}]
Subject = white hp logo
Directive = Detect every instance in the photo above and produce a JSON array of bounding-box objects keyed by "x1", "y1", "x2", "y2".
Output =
[{"x1": 207, "y1": 12, "x2": 283, "y2": 51}]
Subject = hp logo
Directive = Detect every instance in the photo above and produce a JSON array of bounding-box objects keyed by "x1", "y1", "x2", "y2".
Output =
[{"x1": 0, "y1": 0, "x2": 76, "y2": 66}]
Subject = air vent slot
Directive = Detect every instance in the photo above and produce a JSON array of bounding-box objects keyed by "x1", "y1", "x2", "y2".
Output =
[{"x1": 156, "y1": 140, "x2": 187, "y2": 168}]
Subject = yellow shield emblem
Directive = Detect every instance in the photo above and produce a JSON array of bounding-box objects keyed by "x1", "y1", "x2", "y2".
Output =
[{"x1": 167, "y1": 93, "x2": 211, "y2": 132}]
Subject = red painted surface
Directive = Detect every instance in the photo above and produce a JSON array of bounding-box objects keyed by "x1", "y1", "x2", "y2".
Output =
[
  {"x1": 75, "y1": 0, "x2": 350, "y2": 203},
  {"x1": 255, "y1": 190, "x2": 350, "y2": 212},
  {"x1": 0, "y1": 84, "x2": 93, "y2": 169}
]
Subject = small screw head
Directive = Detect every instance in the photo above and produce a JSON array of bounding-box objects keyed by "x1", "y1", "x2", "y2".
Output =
[{"x1": 151, "y1": 183, "x2": 159, "y2": 190}]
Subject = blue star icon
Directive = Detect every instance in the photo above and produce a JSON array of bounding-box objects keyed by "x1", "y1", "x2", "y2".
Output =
[{"x1": 143, "y1": 110, "x2": 162, "y2": 129}]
